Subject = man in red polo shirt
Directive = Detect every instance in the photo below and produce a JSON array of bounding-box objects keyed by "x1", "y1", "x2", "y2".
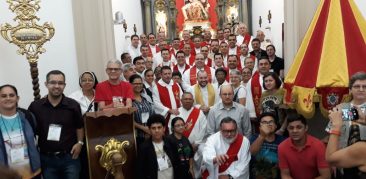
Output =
[
  {"x1": 95, "y1": 60, "x2": 134, "y2": 110},
  {"x1": 278, "y1": 114, "x2": 331, "y2": 179}
]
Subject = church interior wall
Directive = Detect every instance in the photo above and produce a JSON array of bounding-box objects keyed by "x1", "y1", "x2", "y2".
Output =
[
  {"x1": 252, "y1": 0, "x2": 285, "y2": 58},
  {"x1": 0, "y1": 0, "x2": 80, "y2": 108}
]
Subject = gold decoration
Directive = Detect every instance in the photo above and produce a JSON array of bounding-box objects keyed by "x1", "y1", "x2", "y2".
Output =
[
  {"x1": 1, "y1": 0, "x2": 55, "y2": 100},
  {"x1": 95, "y1": 138, "x2": 130, "y2": 176}
]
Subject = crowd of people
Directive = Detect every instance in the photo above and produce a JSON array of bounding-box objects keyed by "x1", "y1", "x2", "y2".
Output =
[{"x1": 0, "y1": 22, "x2": 366, "y2": 179}]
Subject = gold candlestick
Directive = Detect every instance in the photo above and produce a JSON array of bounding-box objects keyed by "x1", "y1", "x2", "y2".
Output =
[{"x1": 1, "y1": 0, "x2": 55, "y2": 100}]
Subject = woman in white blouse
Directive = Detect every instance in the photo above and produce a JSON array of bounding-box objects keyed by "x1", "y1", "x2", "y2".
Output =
[{"x1": 69, "y1": 71, "x2": 99, "y2": 115}]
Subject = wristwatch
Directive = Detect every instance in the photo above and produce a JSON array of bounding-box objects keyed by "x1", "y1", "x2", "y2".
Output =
[{"x1": 78, "y1": 141, "x2": 84, "y2": 146}]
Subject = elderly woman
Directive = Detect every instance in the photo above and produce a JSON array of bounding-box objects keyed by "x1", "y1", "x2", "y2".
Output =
[
  {"x1": 0, "y1": 84, "x2": 41, "y2": 178},
  {"x1": 230, "y1": 69, "x2": 246, "y2": 106},
  {"x1": 327, "y1": 106, "x2": 366, "y2": 178},
  {"x1": 129, "y1": 74, "x2": 155, "y2": 148},
  {"x1": 69, "y1": 71, "x2": 99, "y2": 115}
]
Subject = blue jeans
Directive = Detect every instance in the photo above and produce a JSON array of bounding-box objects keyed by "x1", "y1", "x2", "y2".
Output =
[{"x1": 41, "y1": 153, "x2": 81, "y2": 179}]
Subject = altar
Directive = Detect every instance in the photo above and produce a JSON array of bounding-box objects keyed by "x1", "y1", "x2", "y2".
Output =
[{"x1": 141, "y1": 0, "x2": 250, "y2": 39}]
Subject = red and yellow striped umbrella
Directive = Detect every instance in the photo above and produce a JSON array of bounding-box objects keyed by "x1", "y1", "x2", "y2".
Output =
[{"x1": 284, "y1": 0, "x2": 366, "y2": 118}]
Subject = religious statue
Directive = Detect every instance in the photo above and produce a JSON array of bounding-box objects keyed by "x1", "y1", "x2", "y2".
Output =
[{"x1": 182, "y1": 0, "x2": 210, "y2": 21}]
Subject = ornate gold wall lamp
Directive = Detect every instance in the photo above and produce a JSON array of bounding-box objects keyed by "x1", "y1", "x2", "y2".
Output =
[
  {"x1": 95, "y1": 138, "x2": 130, "y2": 179},
  {"x1": 1, "y1": 0, "x2": 55, "y2": 100}
]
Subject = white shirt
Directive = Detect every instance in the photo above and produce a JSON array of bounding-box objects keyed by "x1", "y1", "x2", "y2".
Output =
[
  {"x1": 236, "y1": 34, "x2": 254, "y2": 52},
  {"x1": 169, "y1": 107, "x2": 207, "y2": 144},
  {"x1": 203, "y1": 132, "x2": 250, "y2": 179},
  {"x1": 229, "y1": 46, "x2": 238, "y2": 55},
  {"x1": 127, "y1": 44, "x2": 141, "y2": 59},
  {"x1": 152, "y1": 79, "x2": 183, "y2": 117},
  {"x1": 68, "y1": 89, "x2": 95, "y2": 115},
  {"x1": 177, "y1": 64, "x2": 187, "y2": 75},
  {"x1": 149, "y1": 44, "x2": 158, "y2": 57},
  {"x1": 245, "y1": 73, "x2": 266, "y2": 118},
  {"x1": 187, "y1": 84, "x2": 219, "y2": 108},
  {"x1": 182, "y1": 66, "x2": 217, "y2": 91}
]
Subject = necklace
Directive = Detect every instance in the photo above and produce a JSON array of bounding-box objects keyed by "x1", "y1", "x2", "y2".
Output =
[{"x1": 0, "y1": 114, "x2": 18, "y2": 131}]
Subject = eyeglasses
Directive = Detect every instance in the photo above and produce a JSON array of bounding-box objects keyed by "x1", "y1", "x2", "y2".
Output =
[
  {"x1": 0, "y1": 94, "x2": 17, "y2": 98},
  {"x1": 81, "y1": 79, "x2": 94, "y2": 83},
  {"x1": 260, "y1": 120, "x2": 275, "y2": 125},
  {"x1": 352, "y1": 85, "x2": 366, "y2": 90},
  {"x1": 48, "y1": 81, "x2": 65, "y2": 86},
  {"x1": 221, "y1": 93, "x2": 233, "y2": 97},
  {"x1": 221, "y1": 129, "x2": 237, "y2": 135},
  {"x1": 107, "y1": 68, "x2": 121, "y2": 72}
]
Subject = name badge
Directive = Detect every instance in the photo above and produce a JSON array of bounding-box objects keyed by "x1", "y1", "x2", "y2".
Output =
[
  {"x1": 157, "y1": 155, "x2": 169, "y2": 171},
  {"x1": 141, "y1": 112, "x2": 149, "y2": 123},
  {"x1": 47, "y1": 124, "x2": 62, "y2": 141},
  {"x1": 10, "y1": 147, "x2": 25, "y2": 164}
]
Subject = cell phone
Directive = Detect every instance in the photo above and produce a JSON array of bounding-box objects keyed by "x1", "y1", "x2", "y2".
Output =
[{"x1": 350, "y1": 107, "x2": 359, "y2": 121}]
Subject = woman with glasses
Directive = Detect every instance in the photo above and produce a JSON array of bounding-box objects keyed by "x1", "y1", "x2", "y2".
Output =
[
  {"x1": 69, "y1": 71, "x2": 99, "y2": 115},
  {"x1": 0, "y1": 84, "x2": 41, "y2": 178},
  {"x1": 129, "y1": 74, "x2": 155, "y2": 148},
  {"x1": 230, "y1": 69, "x2": 246, "y2": 106},
  {"x1": 260, "y1": 72, "x2": 287, "y2": 135},
  {"x1": 166, "y1": 117, "x2": 194, "y2": 179}
]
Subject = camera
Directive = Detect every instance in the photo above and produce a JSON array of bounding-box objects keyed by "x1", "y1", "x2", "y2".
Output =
[{"x1": 350, "y1": 107, "x2": 359, "y2": 121}]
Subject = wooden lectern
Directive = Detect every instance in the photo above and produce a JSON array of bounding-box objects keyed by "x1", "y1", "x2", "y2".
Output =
[{"x1": 84, "y1": 107, "x2": 137, "y2": 179}]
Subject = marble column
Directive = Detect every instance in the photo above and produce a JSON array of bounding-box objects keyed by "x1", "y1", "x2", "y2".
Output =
[{"x1": 144, "y1": 0, "x2": 152, "y2": 34}]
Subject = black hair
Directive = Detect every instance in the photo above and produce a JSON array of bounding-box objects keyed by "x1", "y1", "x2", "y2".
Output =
[
  {"x1": 251, "y1": 38, "x2": 261, "y2": 43},
  {"x1": 160, "y1": 48, "x2": 169, "y2": 54},
  {"x1": 46, "y1": 70, "x2": 65, "y2": 82},
  {"x1": 266, "y1": 44, "x2": 276, "y2": 51},
  {"x1": 214, "y1": 52, "x2": 223, "y2": 59},
  {"x1": 144, "y1": 69, "x2": 153, "y2": 77},
  {"x1": 176, "y1": 50, "x2": 185, "y2": 57},
  {"x1": 129, "y1": 74, "x2": 143, "y2": 84},
  {"x1": 120, "y1": 52, "x2": 129, "y2": 61},
  {"x1": 215, "y1": 67, "x2": 227, "y2": 77},
  {"x1": 172, "y1": 71, "x2": 182, "y2": 78},
  {"x1": 133, "y1": 56, "x2": 144, "y2": 65},
  {"x1": 131, "y1": 34, "x2": 139, "y2": 40},
  {"x1": 170, "y1": 117, "x2": 185, "y2": 133},
  {"x1": 147, "y1": 114, "x2": 165, "y2": 127},
  {"x1": 262, "y1": 72, "x2": 282, "y2": 90},
  {"x1": 0, "y1": 84, "x2": 18, "y2": 96},
  {"x1": 160, "y1": 66, "x2": 172, "y2": 73},
  {"x1": 287, "y1": 110, "x2": 307, "y2": 126},
  {"x1": 258, "y1": 112, "x2": 278, "y2": 123}
]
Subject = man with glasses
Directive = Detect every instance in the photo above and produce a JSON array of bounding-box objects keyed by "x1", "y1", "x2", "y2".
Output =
[
  {"x1": 203, "y1": 117, "x2": 251, "y2": 179},
  {"x1": 206, "y1": 84, "x2": 251, "y2": 138},
  {"x1": 28, "y1": 70, "x2": 84, "y2": 179},
  {"x1": 249, "y1": 113, "x2": 286, "y2": 179},
  {"x1": 324, "y1": 72, "x2": 366, "y2": 178},
  {"x1": 95, "y1": 60, "x2": 134, "y2": 109}
]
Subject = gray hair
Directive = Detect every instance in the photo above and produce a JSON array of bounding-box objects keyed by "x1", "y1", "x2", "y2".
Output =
[
  {"x1": 230, "y1": 69, "x2": 242, "y2": 80},
  {"x1": 106, "y1": 59, "x2": 122, "y2": 68},
  {"x1": 122, "y1": 63, "x2": 134, "y2": 72}
]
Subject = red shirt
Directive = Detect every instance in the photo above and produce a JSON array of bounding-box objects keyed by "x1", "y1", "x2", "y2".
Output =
[
  {"x1": 278, "y1": 134, "x2": 329, "y2": 179},
  {"x1": 95, "y1": 80, "x2": 134, "y2": 105}
]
